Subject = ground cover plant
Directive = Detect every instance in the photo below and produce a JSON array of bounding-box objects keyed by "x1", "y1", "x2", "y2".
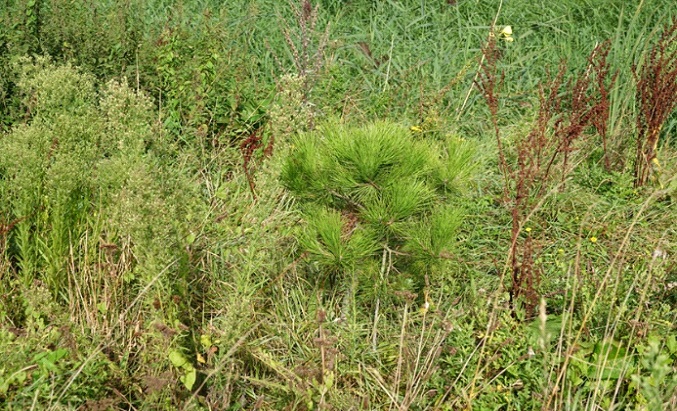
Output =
[{"x1": 0, "y1": 0, "x2": 676, "y2": 410}]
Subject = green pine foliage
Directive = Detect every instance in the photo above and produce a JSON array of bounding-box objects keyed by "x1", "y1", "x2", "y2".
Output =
[
  {"x1": 300, "y1": 205, "x2": 380, "y2": 275},
  {"x1": 282, "y1": 121, "x2": 475, "y2": 291}
]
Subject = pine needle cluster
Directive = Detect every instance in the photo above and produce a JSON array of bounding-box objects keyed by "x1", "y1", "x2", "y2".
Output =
[{"x1": 282, "y1": 121, "x2": 475, "y2": 294}]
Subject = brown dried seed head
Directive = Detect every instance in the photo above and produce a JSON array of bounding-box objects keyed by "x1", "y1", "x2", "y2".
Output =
[{"x1": 317, "y1": 309, "x2": 326, "y2": 323}]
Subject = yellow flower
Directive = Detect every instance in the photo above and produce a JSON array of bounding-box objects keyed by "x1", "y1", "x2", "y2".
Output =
[
  {"x1": 500, "y1": 25, "x2": 514, "y2": 42},
  {"x1": 590, "y1": 236, "x2": 597, "y2": 243},
  {"x1": 410, "y1": 125, "x2": 423, "y2": 133},
  {"x1": 652, "y1": 157, "x2": 661, "y2": 170},
  {"x1": 525, "y1": 227, "x2": 532, "y2": 233}
]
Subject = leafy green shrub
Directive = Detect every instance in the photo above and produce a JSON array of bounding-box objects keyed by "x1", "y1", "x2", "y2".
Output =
[
  {"x1": 0, "y1": 56, "x2": 210, "y2": 409},
  {"x1": 0, "y1": 55, "x2": 196, "y2": 335},
  {"x1": 0, "y1": 282, "x2": 116, "y2": 407},
  {"x1": 282, "y1": 121, "x2": 475, "y2": 298},
  {"x1": 629, "y1": 334, "x2": 677, "y2": 409},
  {"x1": 144, "y1": 9, "x2": 268, "y2": 148}
]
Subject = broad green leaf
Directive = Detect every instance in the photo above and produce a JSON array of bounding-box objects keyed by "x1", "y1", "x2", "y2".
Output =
[
  {"x1": 180, "y1": 368, "x2": 197, "y2": 390},
  {"x1": 169, "y1": 350, "x2": 189, "y2": 368}
]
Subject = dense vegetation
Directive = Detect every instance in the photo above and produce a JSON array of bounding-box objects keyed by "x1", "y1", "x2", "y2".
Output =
[{"x1": 0, "y1": 0, "x2": 676, "y2": 409}]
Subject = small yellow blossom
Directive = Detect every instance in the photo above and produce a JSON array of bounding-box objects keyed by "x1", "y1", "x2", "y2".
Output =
[
  {"x1": 525, "y1": 227, "x2": 532, "y2": 233},
  {"x1": 410, "y1": 125, "x2": 423, "y2": 133},
  {"x1": 196, "y1": 352, "x2": 206, "y2": 364},
  {"x1": 500, "y1": 25, "x2": 514, "y2": 42},
  {"x1": 590, "y1": 236, "x2": 598, "y2": 243}
]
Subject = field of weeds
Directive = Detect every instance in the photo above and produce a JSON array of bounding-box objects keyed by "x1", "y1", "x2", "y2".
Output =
[{"x1": 0, "y1": 1, "x2": 676, "y2": 409}]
